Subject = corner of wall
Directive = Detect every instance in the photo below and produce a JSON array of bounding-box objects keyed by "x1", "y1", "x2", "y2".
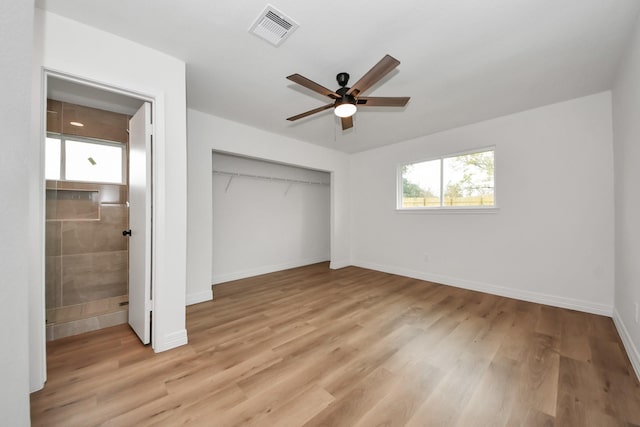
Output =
[
  {"x1": 613, "y1": 309, "x2": 640, "y2": 381},
  {"x1": 329, "y1": 260, "x2": 351, "y2": 270},
  {"x1": 186, "y1": 290, "x2": 213, "y2": 306},
  {"x1": 611, "y1": 7, "x2": 640, "y2": 384}
]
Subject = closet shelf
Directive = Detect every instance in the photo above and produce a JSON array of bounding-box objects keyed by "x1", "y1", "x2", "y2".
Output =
[{"x1": 212, "y1": 170, "x2": 329, "y2": 186}]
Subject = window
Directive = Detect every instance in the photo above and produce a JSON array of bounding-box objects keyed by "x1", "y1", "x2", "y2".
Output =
[
  {"x1": 45, "y1": 135, "x2": 126, "y2": 184},
  {"x1": 399, "y1": 148, "x2": 495, "y2": 209}
]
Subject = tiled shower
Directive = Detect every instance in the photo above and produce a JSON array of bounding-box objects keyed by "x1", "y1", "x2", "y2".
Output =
[{"x1": 45, "y1": 99, "x2": 131, "y2": 340}]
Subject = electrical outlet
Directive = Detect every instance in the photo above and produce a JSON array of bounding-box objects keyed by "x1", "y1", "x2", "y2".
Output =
[
  {"x1": 423, "y1": 253, "x2": 429, "y2": 263},
  {"x1": 635, "y1": 302, "x2": 639, "y2": 324}
]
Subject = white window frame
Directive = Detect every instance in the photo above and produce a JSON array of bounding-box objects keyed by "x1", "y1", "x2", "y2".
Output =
[
  {"x1": 396, "y1": 146, "x2": 497, "y2": 213},
  {"x1": 46, "y1": 133, "x2": 127, "y2": 185}
]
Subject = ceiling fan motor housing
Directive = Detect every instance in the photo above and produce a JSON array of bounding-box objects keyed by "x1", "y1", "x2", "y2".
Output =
[
  {"x1": 336, "y1": 86, "x2": 355, "y2": 100},
  {"x1": 336, "y1": 72, "x2": 350, "y2": 87}
]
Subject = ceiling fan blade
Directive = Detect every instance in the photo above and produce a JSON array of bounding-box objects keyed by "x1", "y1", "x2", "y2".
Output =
[
  {"x1": 341, "y1": 116, "x2": 353, "y2": 130},
  {"x1": 357, "y1": 97, "x2": 410, "y2": 107},
  {"x1": 287, "y1": 74, "x2": 341, "y2": 99},
  {"x1": 286, "y1": 103, "x2": 334, "y2": 121},
  {"x1": 346, "y1": 54, "x2": 400, "y2": 97}
]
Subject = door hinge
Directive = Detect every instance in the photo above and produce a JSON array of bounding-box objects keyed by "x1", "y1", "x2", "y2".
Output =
[
  {"x1": 146, "y1": 299, "x2": 153, "y2": 312},
  {"x1": 146, "y1": 123, "x2": 154, "y2": 136}
]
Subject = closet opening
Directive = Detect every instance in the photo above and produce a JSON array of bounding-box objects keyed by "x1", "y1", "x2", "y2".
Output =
[{"x1": 211, "y1": 152, "x2": 332, "y2": 286}]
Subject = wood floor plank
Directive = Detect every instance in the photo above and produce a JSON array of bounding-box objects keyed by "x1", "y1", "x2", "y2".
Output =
[
  {"x1": 319, "y1": 324, "x2": 424, "y2": 399},
  {"x1": 455, "y1": 356, "x2": 522, "y2": 426},
  {"x1": 404, "y1": 354, "x2": 492, "y2": 427},
  {"x1": 260, "y1": 385, "x2": 334, "y2": 427},
  {"x1": 303, "y1": 367, "x2": 398, "y2": 427},
  {"x1": 559, "y1": 310, "x2": 593, "y2": 362},
  {"x1": 30, "y1": 263, "x2": 640, "y2": 426},
  {"x1": 517, "y1": 332, "x2": 561, "y2": 417},
  {"x1": 352, "y1": 359, "x2": 443, "y2": 427},
  {"x1": 143, "y1": 384, "x2": 247, "y2": 427}
]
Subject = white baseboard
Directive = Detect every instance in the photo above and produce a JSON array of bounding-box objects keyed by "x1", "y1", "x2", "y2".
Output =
[
  {"x1": 329, "y1": 259, "x2": 350, "y2": 270},
  {"x1": 212, "y1": 257, "x2": 330, "y2": 285},
  {"x1": 613, "y1": 309, "x2": 640, "y2": 382},
  {"x1": 153, "y1": 329, "x2": 188, "y2": 353},
  {"x1": 352, "y1": 260, "x2": 613, "y2": 316},
  {"x1": 186, "y1": 289, "x2": 213, "y2": 306}
]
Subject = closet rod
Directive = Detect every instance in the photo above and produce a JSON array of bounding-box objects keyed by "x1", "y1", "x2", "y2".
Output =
[{"x1": 212, "y1": 170, "x2": 329, "y2": 186}]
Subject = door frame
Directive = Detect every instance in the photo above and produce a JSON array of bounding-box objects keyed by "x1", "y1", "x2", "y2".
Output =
[{"x1": 39, "y1": 68, "x2": 157, "y2": 379}]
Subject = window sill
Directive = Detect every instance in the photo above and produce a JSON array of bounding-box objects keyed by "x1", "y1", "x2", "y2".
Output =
[{"x1": 395, "y1": 206, "x2": 500, "y2": 214}]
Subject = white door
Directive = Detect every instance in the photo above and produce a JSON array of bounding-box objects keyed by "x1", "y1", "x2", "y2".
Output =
[{"x1": 127, "y1": 102, "x2": 152, "y2": 344}]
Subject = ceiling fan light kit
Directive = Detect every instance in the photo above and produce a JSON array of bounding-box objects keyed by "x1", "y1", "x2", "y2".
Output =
[
  {"x1": 334, "y1": 94, "x2": 357, "y2": 118},
  {"x1": 286, "y1": 54, "x2": 410, "y2": 130},
  {"x1": 334, "y1": 102, "x2": 357, "y2": 118}
]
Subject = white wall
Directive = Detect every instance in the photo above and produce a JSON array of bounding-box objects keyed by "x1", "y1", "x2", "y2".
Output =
[
  {"x1": 33, "y1": 9, "x2": 188, "y2": 374},
  {"x1": 612, "y1": 14, "x2": 640, "y2": 379},
  {"x1": 186, "y1": 109, "x2": 350, "y2": 304},
  {"x1": 350, "y1": 92, "x2": 615, "y2": 315},
  {"x1": 211, "y1": 153, "x2": 330, "y2": 284},
  {"x1": 1, "y1": 1, "x2": 35, "y2": 424}
]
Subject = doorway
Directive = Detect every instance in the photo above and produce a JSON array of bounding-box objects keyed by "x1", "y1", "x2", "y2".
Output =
[{"x1": 43, "y1": 73, "x2": 152, "y2": 344}]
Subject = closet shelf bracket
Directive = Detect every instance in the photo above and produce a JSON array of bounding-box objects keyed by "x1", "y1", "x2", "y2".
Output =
[
  {"x1": 284, "y1": 182, "x2": 294, "y2": 196},
  {"x1": 224, "y1": 176, "x2": 233, "y2": 193}
]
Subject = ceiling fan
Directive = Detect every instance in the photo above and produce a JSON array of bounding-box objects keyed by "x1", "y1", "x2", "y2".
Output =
[{"x1": 286, "y1": 54, "x2": 410, "y2": 130}]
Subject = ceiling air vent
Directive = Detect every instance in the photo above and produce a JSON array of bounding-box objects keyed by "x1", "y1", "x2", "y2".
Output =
[{"x1": 249, "y1": 5, "x2": 299, "y2": 46}]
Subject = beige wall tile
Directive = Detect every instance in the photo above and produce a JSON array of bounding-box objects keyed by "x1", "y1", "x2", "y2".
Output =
[
  {"x1": 46, "y1": 189, "x2": 99, "y2": 220},
  {"x1": 45, "y1": 256, "x2": 62, "y2": 311},
  {"x1": 98, "y1": 184, "x2": 127, "y2": 204},
  {"x1": 45, "y1": 221, "x2": 62, "y2": 256},
  {"x1": 62, "y1": 250, "x2": 128, "y2": 306},
  {"x1": 61, "y1": 205, "x2": 128, "y2": 255},
  {"x1": 61, "y1": 102, "x2": 130, "y2": 143},
  {"x1": 47, "y1": 99, "x2": 62, "y2": 134}
]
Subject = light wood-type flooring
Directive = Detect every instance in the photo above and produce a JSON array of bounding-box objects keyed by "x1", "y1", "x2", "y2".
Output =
[{"x1": 31, "y1": 263, "x2": 640, "y2": 426}]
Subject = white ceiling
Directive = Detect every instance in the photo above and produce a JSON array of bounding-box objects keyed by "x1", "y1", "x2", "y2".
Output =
[{"x1": 36, "y1": 0, "x2": 640, "y2": 153}]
